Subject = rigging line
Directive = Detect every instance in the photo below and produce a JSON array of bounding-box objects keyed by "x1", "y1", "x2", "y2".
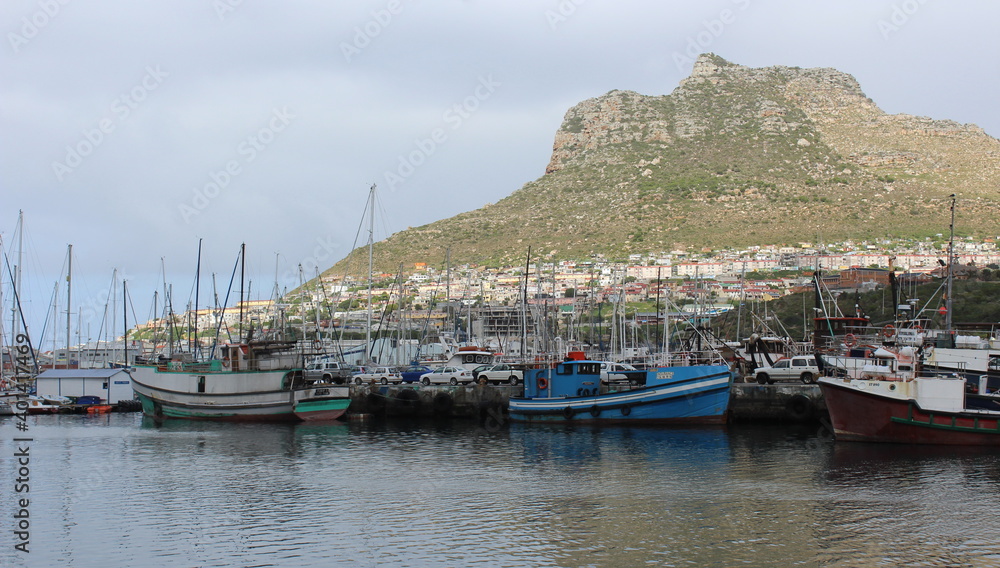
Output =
[
  {"x1": 37, "y1": 280, "x2": 58, "y2": 355},
  {"x1": 93, "y1": 270, "x2": 115, "y2": 364},
  {"x1": 125, "y1": 279, "x2": 141, "y2": 344},
  {"x1": 211, "y1": 249, "x2": 242, "y2": 357},
  {"x1": 2, "y1": 250, "x2": 40, "y2": 374}
]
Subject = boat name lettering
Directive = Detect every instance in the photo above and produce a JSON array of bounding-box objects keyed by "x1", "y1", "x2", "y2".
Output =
[
  {"x1": 656, "y1": 372, "x2": 675, "y2": 380},
  {"x1": 113, "y1": 381, "x2": 130, "y2": 385}
]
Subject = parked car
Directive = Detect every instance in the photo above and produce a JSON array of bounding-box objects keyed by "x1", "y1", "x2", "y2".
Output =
[
  {"x1": 352, "y1": 366, "x2": 403, "y2": 385},
  {"x1": 755, "y1": 355, "x2": 821, "y2": 384},
  {"x1": 419, "y1": 366, "x2": 474, "y2": 386},
  {"x1": 600, "y1": 361, "x2": 645, "y2": 385},
  {"x1": 304, "y1": 359, "x2": 353, "y2": 384},
  {"x1": 399, "y1": 365, "x2": 434, "y2": 383},
  {"x1": 471, "y1": 364, "x2": 493, "y2": 380},
  {"x1": 477, "y1": 363, "x2": 523, "y2": 385}
]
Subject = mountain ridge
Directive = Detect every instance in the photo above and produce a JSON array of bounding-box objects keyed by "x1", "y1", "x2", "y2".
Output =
[{"x1": 330, "y1": 53, "x2": 1000, "y2": 277}]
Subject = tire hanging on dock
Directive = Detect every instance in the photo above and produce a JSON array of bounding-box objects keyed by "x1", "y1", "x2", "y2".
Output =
[
  {"x1": 432, "y1": 392, "x2": 454, "y2": 415},
  {"x1": 785, "y1": 394, "x2": 815, "y2": 421}
]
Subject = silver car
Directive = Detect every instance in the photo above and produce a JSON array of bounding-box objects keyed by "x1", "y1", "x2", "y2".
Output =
[{"x1": 419, "y1": 366, "x2": 474, "y2": 386}]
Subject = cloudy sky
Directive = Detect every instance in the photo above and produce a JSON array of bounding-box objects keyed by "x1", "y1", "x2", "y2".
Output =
[{"x1": 2, "y1": 0, "x2": 998, "y2": 341}]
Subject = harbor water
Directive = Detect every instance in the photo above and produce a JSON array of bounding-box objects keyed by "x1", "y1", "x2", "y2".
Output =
[{"x1": 4, "y1": 413, "x2": 1000, "y2": 567}]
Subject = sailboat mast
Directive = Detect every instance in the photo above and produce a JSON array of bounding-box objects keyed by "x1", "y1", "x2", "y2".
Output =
[
  {"x1": 14, "y1": 210, "x2": 24, "y2": 338},
  {"x1": 521, "y1": 247, "x2": 530, "y2": 359},
  {"x1": 51, "y1": 281, "x2": 59, "y2": 369},
  {"x1": 123, "y1": 279, "x2": 128, "y2": 367},
  {"x1": 946, "y1": 194, "x2": 956, "y2": 333},
  {"x1": 367, "y1": 184, "x2": 375, "y2": 362},
  {"x1": 239, "y1": 242, "x2": 245, "y2": 343},
  {"x1": 66, "y1": 244, "x2": 72, "y2": 368},
  {"x1": 194, "y1": 238, "x2": 202, "y2": 358}
]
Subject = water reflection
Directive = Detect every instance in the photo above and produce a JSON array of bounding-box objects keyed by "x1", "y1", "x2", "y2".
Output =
[{"x1": 4, "y1": 415, "x2": 1000, "y2": 567}]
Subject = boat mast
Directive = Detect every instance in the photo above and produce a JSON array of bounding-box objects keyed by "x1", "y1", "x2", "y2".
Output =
[
  {"x1": 123, "y1": 279, "x2": 128, "y2": 368},
  {"x1": 194, "y1": 238, "x2": 202, "y2": 359},
  {"x1": 521, "y1": 247, "x2": 530, "y2": 360},
  {"x1": 239, "y1": 242, "x2": 245, "y2": 343},
  {"x1": 367, "y1": 184, "x2": 375, "y2": 363},
  {"x1": 445, "y1": 247, "x2": 451, "y2": 338},
  {"x1": 946, "y1": 194, "x2": 956, "y2": 334},
  {"x1": 66, "y1": 244, "x2": 72, "y2": 368}
]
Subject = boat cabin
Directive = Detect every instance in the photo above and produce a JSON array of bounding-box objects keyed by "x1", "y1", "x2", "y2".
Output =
[
  {"x1": 524, "y1": 359, "x2": 603, "y2": 398},
  {"x1": 445, "y1": 346, "x2": 498, "y2": 370}
]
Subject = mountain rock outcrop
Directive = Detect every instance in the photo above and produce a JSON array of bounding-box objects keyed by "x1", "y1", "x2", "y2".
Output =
[{"x1": 334, "y1": 53, "x2": 1000, "y2": 275}]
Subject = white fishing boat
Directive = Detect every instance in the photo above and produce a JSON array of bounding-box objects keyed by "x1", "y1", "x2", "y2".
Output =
[{"x1": 129, "y1": 341, "x2": 350, "y2": 422}]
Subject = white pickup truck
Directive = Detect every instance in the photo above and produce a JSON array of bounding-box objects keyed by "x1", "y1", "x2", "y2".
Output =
[{"x1": 754, "y1": 355, "x2": 821, "y2": 384}]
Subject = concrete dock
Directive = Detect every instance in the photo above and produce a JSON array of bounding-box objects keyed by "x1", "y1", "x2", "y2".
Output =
[{"x1": 346, "y1": 382, "x2": 828, "y2": 423}]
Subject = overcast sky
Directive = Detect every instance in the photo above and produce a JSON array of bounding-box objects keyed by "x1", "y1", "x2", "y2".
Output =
[{"x1": 2, "y1": 0, "x2": 998, "y2": 342}]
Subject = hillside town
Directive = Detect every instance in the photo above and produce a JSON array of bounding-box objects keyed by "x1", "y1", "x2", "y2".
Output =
[{"x1": 126, "y1": 236, "x2": 999, "y2": 343}]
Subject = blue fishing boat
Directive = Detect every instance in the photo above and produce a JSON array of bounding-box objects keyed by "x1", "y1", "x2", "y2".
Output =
[{"x1": 509, "y1": 353, "x2": 734, "y2": 424}]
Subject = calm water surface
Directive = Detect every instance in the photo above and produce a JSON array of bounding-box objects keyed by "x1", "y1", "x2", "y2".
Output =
[{"x1": 3, "y1": 413, "x2": 1000, "y2": 567}]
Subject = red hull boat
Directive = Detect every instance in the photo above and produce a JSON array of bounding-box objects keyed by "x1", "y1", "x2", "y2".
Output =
[{"x1": 819, "y1": 376, "x2": 1000, "y2": 445}]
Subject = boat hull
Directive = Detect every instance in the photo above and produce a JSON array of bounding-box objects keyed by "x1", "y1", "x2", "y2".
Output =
[
  {"x1": 819, "y1": 378, "x2": 1000, "y2": 445},
  {"x1": 509, "y1": 366, "x2": 732, "y2": 424},
  {"x1": 293, "y1": 398, "x2": 350, "y2": 421},
  {"x1": 130, "y1": 365, "x2": 349, "y2": 422}
]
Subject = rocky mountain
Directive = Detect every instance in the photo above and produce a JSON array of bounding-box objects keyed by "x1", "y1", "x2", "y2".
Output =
[{"x1": 333, "y1": 53, "x2": 1000, "y2": 276}]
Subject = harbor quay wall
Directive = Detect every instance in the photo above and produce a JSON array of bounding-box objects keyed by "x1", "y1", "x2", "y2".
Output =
[
  {"x1": 346, "y1": 383, "x2": 828, "y2": 423},
  {"x1": 728, "y1": 384, "x2": 827, "y2": 423},
  {"x1": 348, "y1": 383, "x2": 512, "y2": 421}
]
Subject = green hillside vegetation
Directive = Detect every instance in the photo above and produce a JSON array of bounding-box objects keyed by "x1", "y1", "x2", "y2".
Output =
[{"x1": 324, "y1": 53, "x2": 1000, "y2": 279}]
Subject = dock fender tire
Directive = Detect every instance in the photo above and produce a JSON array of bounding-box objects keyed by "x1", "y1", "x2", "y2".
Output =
[
  {"x1": 589, "y1": 405, "x2": 601, "y2": 418},
  {"x1": 395, "y1": 388, "x2": 421, "y2": 407},
  {"x1": 786, "y1": 394, "x2": 814, "y2": 421},
  {"x1": 620, "y1": 404, "x2": 631, "y2": 417},
  {"x1": 365, "y1": 392, "x2": 386, "y2": 413},
  {"x1": 432, "y1": 392, "x2": 453, "y2": 414},
  {"x1": 563, "y1": 406, "x2": 575, "y2": 419}
]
